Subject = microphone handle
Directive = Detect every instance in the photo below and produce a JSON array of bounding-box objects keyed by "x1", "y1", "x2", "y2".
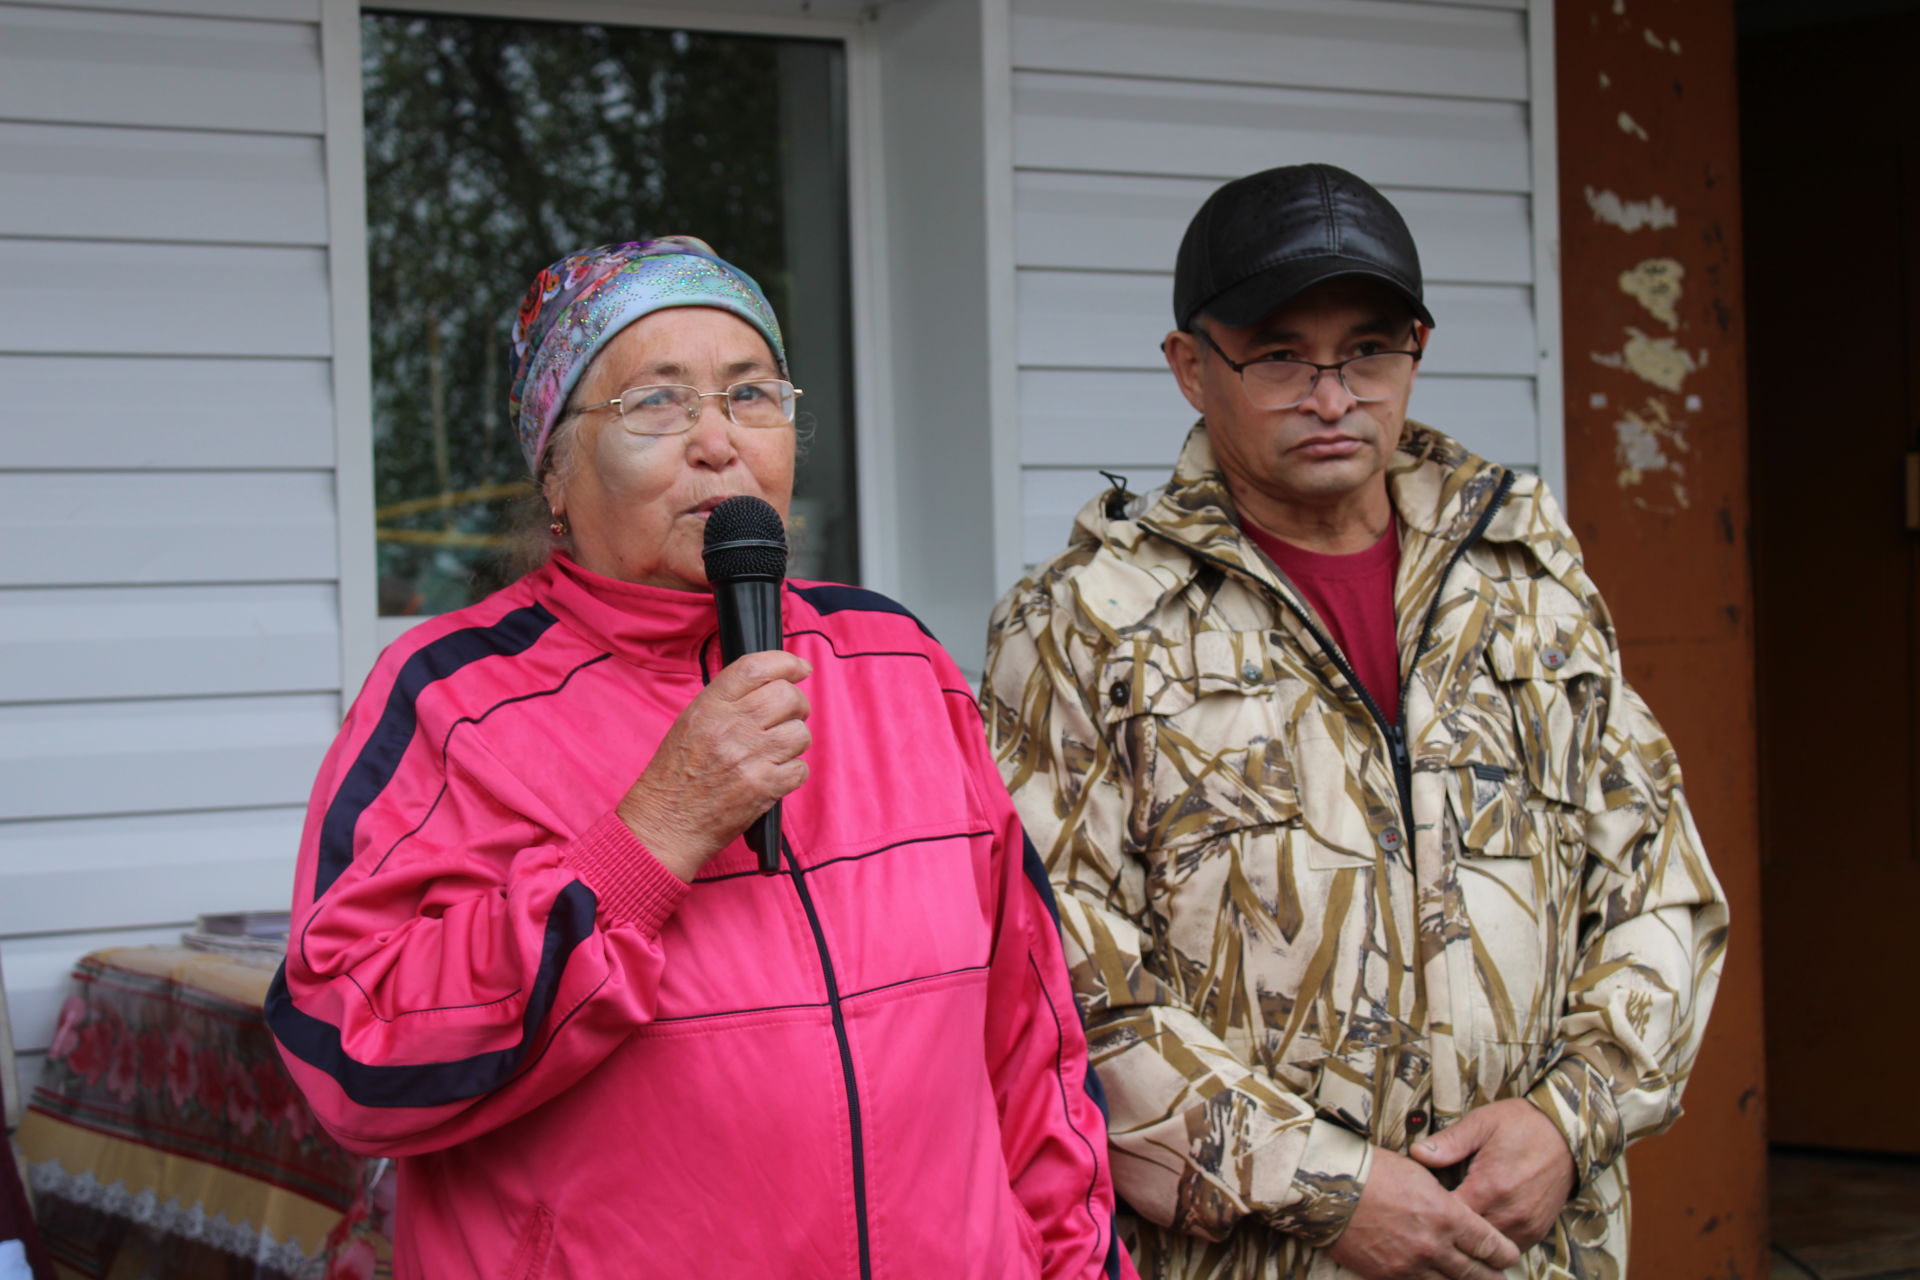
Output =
[
  {"x1": 745, "y1": 806, "x2": 782, "y2": 875},
  {"x1": 715, "y1": 577, "x2": 785, "y2": 874}
]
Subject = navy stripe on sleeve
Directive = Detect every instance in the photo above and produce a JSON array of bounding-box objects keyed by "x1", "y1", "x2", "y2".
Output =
[
  {"x1": 1021, "y1": 832, "x2": 1124, "y2": 1278},
  {"x1": 1020, "y1": 831, "x2": 1066, "y2": 929},
  {"x1": 1085, "y1": 1052, "x2": 1124, "y2": 1278},
  {"x1": 314, "y1": 604, "x2": 558, "y2": 898},
  {"x1": 790, "y1": 583, "x2": 936, "y2": 639},
  {"x1": 265, "y1": 879, "x2": 598, "y2": 1108}
]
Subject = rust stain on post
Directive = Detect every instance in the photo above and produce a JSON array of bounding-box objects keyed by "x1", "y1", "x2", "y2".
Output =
[{"x1": 1556, "y1": 0, "x2": 1769, "y2": 1274}]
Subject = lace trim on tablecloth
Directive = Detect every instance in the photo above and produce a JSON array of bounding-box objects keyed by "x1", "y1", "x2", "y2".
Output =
[{"x1": 27, "y1": 1159, "x2": 321, "y2": 1276}]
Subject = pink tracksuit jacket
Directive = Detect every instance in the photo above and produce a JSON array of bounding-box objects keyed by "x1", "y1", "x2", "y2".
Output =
[{"x1": 266, "y1": 554, "x2": 1128, "y2": 1279}]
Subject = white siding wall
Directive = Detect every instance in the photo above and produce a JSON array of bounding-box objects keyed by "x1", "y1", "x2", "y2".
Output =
[
  {"x1": 0, "y1": 0, "x2": 879, "y2": 1106},
  {"x1": 0, "y1": 0, "x2": 1564, "y2": 1097},
  {"x1": 1006, "y1": 0, "x2": 1560, "y2": 567},
  {"x1": 0, "y1": 0, "x2": 339, "y2": 1099}
]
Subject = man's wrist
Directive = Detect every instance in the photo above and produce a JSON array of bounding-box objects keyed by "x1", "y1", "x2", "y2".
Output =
[
  {"x1": 1260, "y1": 1119, "x2": 1374, "y2": 1248},
  {"x1": 1525, "y1": 1053, "x2": 1624, "y2": 1191}
]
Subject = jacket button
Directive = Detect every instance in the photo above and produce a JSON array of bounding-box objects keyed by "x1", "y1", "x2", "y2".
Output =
[
  {"x1": 1241, "y1": 662, "x2": 1262, "y2": 684},
  {"x1": 1407, "y1": 1110, "x2": 1428, "y2": 1132},
  {"x1": 1541, "y1": 647, "x2": 1568, "y2": 671},
  {"x1": 1109, "y1": 680, "x2": 1130, "y2": 707},
  {"x1": 1377, "y1": 826, "x2": 1404, "y2": 852}
]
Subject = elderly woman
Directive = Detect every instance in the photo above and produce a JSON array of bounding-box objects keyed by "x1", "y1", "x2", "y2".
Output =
[{"x1": 266, "y1": 239, "x2": 1127, "y2": 1279}]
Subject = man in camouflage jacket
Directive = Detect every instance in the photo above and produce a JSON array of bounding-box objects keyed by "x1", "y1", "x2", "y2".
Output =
[{"x1": 982, "y1": 166, "x2": 1726, "y2": 1279}]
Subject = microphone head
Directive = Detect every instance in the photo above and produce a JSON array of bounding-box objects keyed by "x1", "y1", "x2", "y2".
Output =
[{"x1": 702, "y1": 496, "x2": 789, "y2": 583}]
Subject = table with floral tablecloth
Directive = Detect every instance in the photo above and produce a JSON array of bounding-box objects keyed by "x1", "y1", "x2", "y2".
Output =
[{"x1": 15, "y1": 946, "x2": 391, "y2": 1280}]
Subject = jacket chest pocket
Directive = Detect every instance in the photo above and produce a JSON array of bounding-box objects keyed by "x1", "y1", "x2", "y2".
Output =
[
  {"x1": 1449, "y1": 614, "x2": 1612, "y2": 855},
  {"x1": 1099, "y1": 630, "x2": 1305, "y2": 851},
  {"x1": 1481, "y1": 613, "x2": 1610, "y2": 810}
]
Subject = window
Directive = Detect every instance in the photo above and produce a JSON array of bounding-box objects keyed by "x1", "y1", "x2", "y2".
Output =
[{"x1": 362, "y1": 12, "x2": 856, "y2": 615}]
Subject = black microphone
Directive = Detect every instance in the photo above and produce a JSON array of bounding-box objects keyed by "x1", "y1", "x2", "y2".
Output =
[{"x1": 701, "y1": 495, "x2": 790, "y2": 875}]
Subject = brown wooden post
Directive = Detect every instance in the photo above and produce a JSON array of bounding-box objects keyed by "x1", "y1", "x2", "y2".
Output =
[{"x1": 1554, "y1": 1, "x2": 1769, "y2": 1274}]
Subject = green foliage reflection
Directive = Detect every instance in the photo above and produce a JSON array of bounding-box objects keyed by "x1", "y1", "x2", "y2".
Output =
[{"x1": 364, "y1": 13, "x2": 823, "y2": 614}]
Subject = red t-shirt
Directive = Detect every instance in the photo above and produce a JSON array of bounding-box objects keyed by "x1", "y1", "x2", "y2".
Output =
[{"x1": 1242, "y1": 521, "x2": 1402, "y2": 723}]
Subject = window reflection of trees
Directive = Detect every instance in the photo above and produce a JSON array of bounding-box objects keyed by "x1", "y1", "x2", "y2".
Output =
[{"x1": 364, "y1": 14, "x2": 807, "y2": 614}]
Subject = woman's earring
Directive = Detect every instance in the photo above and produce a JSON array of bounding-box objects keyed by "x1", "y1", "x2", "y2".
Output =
[{"x1": 549, "y1": 513, "x2": 568, "y2": 537}]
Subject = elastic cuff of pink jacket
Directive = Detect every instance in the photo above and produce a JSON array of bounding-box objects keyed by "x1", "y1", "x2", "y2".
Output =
[
  {"x1": 565, "y1": 810, "x2": 691, "y2": 936},
  {"x1": 1525, "y1": 1052, "x2": 1625, "y2": 1191},
  {"x1": 1264, "y1": 1118, "x2": 1373, "y2": 1248}
]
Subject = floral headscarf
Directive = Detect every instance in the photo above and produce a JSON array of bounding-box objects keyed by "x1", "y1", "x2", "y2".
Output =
[{"x1": 508, "y1": 236, "x2": 787, "y2": 475}]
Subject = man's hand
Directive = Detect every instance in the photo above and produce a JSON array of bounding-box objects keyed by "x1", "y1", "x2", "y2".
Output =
[
  {"x1": 1325, "y1": 1147, "x2": 1521, "y2": 1279},
  {"x1": 1411, "y1": 1099, "x2": 1577, "y2": 1253}
]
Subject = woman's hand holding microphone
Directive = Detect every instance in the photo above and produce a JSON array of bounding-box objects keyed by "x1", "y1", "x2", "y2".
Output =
[{"x1": 616, "y1": 651, "x2": 812, "y2": 882}]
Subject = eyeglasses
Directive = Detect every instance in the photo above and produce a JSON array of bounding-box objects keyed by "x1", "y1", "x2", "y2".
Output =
[
  {"x1": 1194, "y1": 326, "x2": 1422, "y2": 410},
  {"x1": 578, "y1": 379, "x2": 803, "y2": 436}
]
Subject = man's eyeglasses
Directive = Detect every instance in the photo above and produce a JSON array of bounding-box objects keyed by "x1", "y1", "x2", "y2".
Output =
[
  {"x1": 577, "y1": 379, "x2": 803, "y2": 436},
  {"x1": 1194, "y1": 326, "x2": 1422, "y2": 411}
]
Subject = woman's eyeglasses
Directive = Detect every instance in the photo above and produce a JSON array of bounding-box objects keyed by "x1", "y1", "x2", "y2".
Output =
[{"x1": 578, "y1": 379, "x2": 803, "y2": 436}]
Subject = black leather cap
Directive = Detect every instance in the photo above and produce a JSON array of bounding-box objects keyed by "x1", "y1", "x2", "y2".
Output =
[{"x1": 1173, "y1": 164, "x2": 1434, "y2": 331}]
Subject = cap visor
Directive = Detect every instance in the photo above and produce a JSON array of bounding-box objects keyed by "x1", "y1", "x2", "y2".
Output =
[{"x1": 1199, "y1": 261, "x2": 1436, "y2": 330}]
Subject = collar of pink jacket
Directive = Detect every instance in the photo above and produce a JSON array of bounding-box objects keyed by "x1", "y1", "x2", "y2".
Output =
[{"x1": 546, "y1": 552, "x2": 775, "y2": 671}]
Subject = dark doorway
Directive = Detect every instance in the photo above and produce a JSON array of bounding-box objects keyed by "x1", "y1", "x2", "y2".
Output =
[
  {"x1": 1743, "y1": 7, "x2": 1920, "y2": 1271},
  {"x1": 1742, "y1": 0, "x2": 1920, "y2": 1159}
]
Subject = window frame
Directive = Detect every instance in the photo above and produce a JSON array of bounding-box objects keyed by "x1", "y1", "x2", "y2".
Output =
[{"x1": 320, "y1": 0, "x2": 893, "y2": 699}]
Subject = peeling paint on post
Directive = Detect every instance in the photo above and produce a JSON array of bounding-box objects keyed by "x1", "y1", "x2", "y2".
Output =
[
  {"x1": 1556, "y1": 1, "x2": 1768, "y2": 1275},
  {"x1": 1584, "y1": 186, "x2": 1679, "y2": 232},
  {"x1": 1619, "y1": 257, "x2": 1684, "y2": 329}
]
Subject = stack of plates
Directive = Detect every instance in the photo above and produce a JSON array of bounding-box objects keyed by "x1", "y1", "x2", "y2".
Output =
[{"x1": 180, "y1": 910, "x2": 291, "y2": 959}]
